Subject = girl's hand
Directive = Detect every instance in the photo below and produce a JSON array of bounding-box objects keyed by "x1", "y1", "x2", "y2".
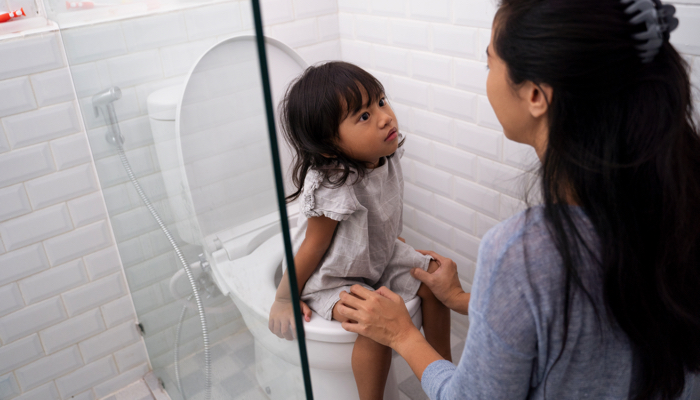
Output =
[
  {"x1": 268, "y1": 298, "x2": 312, "y2": 341},
  {"x1": 412, "y1": 250, "x2": 470, "y2": 315},
  {"x1": 337, "y1": 285, "x2": 420, "y2": 349}
]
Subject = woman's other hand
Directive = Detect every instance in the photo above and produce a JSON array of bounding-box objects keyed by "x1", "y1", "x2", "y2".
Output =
[
  {"x1": 337, "y1": 285, "x2": 420, "y2": 349},
  {"x1": 268, "y1": 298, "x2": 312, "y2": 341},
  {"x1": 413, "y1": 250, "x2": 470, "y2": 315}
]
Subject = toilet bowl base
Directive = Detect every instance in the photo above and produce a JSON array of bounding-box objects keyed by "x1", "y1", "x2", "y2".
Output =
[{"x1": 253, "y1": 338, "x2": 402, "y2": 400}]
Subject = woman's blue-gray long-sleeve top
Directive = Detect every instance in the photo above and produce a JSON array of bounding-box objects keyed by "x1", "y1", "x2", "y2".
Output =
[{"x1": 421, "y1": 206, "x2": 699, "y2": 399}]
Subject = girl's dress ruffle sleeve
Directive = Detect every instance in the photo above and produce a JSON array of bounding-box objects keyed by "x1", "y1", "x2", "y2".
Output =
[{"x1": 302, "y1": 169, "x2": 358, "y2": 221}]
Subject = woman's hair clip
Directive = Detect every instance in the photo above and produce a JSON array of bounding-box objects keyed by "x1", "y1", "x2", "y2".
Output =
[{"x1": 622, "y1": 0, "x2": 679, "y2": 63}]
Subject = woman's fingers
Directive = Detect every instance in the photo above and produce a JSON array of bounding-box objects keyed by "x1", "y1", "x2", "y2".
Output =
[
  {"x1": 416, "y1": 249, "x2": 439, "y2": 259},
  {"x1": 411, "y1": 267, "x2": 434, "y2": 285},
  {"x1": 338, "y1": 290, "x2": 363, "y2": 310},
  {"x1": 348, "y1": 284, "x2": 373, "y2": 299},
  {"x1": 416, "y1": 249, "x2": 446, "y2": 265},
  {"x1": 341, "y1": 320, "x2": 361, "y2": 334},
  {"x1": 410, "y1": 252, "x2": 466, "y2": 312},
  {"x1": 375, "y1": 286, "x2": 402, "y2": 302},
  {"x1": 338, "y1": 287, "x2": 416, "y2": 348},
  {"x1": 336, "y1": 302, "x2": 361, "y2": 321}
]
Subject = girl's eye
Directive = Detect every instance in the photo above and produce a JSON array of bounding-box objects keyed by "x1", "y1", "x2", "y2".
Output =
[
  {"x1": 360, "y1": 112, "x2": 370, "y2": 121},
  {"x1": 378, "y1": 98, "x2": 386, "y2": 107}
]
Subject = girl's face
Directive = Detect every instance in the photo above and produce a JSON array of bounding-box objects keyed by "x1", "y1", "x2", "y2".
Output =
[
  {"x1": 337, "y1": 90, "x2": 399, "y2": 168},
  {"x1": 485, "y1": 24, "x2": 551, "y2": 159}
]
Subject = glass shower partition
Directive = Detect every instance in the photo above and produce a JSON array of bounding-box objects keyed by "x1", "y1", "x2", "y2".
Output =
[{"x1": 44, "y1": 0, "x2": 312, "y2": 398}]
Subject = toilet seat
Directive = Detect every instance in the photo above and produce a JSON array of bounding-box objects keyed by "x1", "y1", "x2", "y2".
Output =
[{"x1": 212, "y1": 226, "x2": 423, "y2": 344}]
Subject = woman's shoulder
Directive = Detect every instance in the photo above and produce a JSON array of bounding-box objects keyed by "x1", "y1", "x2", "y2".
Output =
[
  {"x1": 481, "y1": 206, "x2": 548, "y2": 254},
  {"x1": 481, "y1": 205, "x2": 592, "y2": 253},
  {"x1": 476, "y1": 205, "x2": 594, "y2": 292},
  {"x1": 476, "y1": 206, "x2": 563, "y2": 289}
]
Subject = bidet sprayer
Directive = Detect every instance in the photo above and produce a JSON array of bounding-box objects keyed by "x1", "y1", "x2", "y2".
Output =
[{"x1": 92, "y1": 86, "x2": 125, "y2": 147}]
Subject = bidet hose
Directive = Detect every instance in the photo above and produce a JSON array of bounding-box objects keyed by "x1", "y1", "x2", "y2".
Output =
[
  {"x1": 174, "y1": 297, "x2": 191, "y2": 398},
  {"x1": 115, "y1": 144, "x2": 211, "y2": 400}
]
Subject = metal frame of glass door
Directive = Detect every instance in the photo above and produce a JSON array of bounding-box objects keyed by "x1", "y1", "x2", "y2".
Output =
[{"x1": 249, "y1": 2, "x2": 315, "y2": 398}]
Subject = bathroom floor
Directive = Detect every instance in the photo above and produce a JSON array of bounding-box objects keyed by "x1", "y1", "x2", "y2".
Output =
[
  {"x1": 126, "y1": 311, "x2": 469, "y2": 400},
  {"x1": 157, "y1": 330, "x2": 269, "y2": 400}
]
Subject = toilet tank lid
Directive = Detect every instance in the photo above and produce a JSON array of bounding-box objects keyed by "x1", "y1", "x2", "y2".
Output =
[{"x1": 147, "y1": 84, "x2": 184, "y2": 121}]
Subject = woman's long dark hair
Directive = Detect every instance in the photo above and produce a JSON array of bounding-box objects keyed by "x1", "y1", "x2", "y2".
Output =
[
  {"x1": 495, "y1": 1, "x2": 700, "y2": 398},
  {"x1": 280, "y1": 61, "x2": 404, "y2": 202}
]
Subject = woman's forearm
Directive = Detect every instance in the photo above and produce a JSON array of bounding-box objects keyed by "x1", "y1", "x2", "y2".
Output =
[
  {"x1": 394, "y1": 327, "x2": 444, "y2": 380},
  {"x1": 447, "y1": 292, "x2": 471, "y2": 315}
]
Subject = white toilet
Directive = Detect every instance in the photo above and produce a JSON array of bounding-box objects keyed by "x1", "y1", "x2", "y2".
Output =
[{"x1": 146, "y1": 35, "x2": 423, "y2": 400}]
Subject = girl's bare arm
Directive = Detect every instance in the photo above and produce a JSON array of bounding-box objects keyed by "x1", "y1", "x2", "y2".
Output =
[{"x1": 274, "y1": 215, "x2": 339, "y2": 300}]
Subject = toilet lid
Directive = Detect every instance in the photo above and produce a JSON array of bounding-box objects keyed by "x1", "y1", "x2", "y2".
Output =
[{"x1": 174, "y1": 35, "x2": 307, "y2": 245}]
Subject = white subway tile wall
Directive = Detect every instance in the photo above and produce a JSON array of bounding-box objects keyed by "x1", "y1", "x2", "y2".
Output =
[
  {"x1": 0, "y1": 77, "x2": 37, "y2": 118},
  {"x1": 331, "y1": 0, "x2": 492, "y2": 288}
]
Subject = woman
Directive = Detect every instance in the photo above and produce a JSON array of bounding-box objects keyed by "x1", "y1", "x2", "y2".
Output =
[{"x1": 336, "y1": 0, "x2": 700, "y2": 399}]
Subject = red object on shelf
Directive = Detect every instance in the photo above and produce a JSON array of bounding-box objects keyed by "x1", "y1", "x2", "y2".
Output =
[
  {"x1": 65, "y1": 1, "x2": 94, "y2": 10},
  {"x1": 0, "y1": 8, "x2": 25, "y2": 23}
]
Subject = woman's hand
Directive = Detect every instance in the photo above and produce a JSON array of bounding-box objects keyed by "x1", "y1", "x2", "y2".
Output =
[
  {"x1": 268, "y1": 298, "x2": 312, "y2": 341},
  {"x1": 337, "y1": 285, "x2": 420, "y2": 349},
  {"x1": 413, "y1": 250, "x2": 470, "y2": 315},
  {"x1": 338, "y1": 285, "x2": 444, "y2": 380}
]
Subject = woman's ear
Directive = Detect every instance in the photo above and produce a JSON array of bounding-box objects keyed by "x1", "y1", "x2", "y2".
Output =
[{"x1": 524, "y1": 82, "x2": 553, "y2": 119}]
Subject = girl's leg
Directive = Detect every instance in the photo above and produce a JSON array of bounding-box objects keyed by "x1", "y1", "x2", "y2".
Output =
[
  {"x1": 351, "y1": 335, "x2": 392, "y2": 400},
  {"x1": 417, "y1": 260, "x2": 452, "y2": 361},
  {"x1": 333, "y1": 303, "x2": 392, "y2": 400}
]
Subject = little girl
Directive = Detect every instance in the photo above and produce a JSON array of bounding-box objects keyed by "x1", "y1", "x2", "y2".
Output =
[{"x1": 268, "y1": 61, "x2": 451, "y2": 399}]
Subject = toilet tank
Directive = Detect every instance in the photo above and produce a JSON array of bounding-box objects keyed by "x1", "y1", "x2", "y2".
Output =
[{"x1": 147, "y1": 84, "x2": 202, "y2": 245}]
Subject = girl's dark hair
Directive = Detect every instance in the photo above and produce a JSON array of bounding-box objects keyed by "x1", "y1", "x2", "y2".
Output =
[
  {"x1": 495, "y1": 0, "x2": 700, "y2": 399},
  {"x1": 280, "y1": 61, "x2": 404, "y2": 202}
]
